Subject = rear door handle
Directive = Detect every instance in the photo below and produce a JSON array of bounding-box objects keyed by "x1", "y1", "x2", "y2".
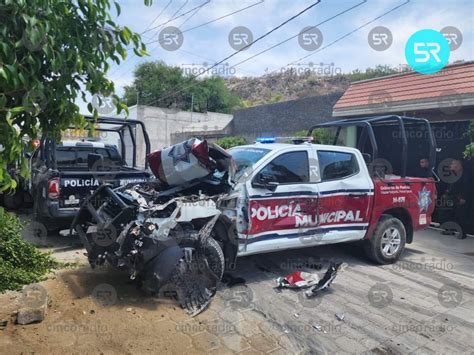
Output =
[{"x1": 348, "y1": 193, "x2": 368, "y2": 198}]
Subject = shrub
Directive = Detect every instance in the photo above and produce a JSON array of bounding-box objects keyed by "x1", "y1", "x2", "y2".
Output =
[
  {"x1": 464, "y1": 121, "x2": 474, "y2": 159},
  {"x1": 216, "y1": 136, "x2": 247, "y2": 149},
  {"x1": 293, "y1": 128, "x2": 334, "y2": 145},
  {"x1": 0, "y1": 208, "x2": 58, "y2": 292}
]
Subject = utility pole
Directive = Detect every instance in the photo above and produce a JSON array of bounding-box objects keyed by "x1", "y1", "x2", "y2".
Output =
[{"x1": 190, "y1": 94, "x2": 194, "y2": 122}]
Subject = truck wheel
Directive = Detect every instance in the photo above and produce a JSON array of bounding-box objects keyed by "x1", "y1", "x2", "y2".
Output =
[
  {"x1": 180, "y1": 236, "x2": 225, "y2": 280},
  {"x1": 364, "y1": 215, "x2": 406, "y2": 264}
]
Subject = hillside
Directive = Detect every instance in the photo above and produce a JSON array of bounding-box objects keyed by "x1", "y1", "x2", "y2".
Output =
[
  {"x1": 224, "y1": 65, "x2": 416, "y2": 107},
  {"x1": 225, "y1": 71, "x2": 351, "y2": 107}
]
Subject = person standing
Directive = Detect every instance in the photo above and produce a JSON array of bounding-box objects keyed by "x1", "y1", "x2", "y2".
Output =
[
  {"x1": 442, "y1": 159, "x2": 470, "y2": 238},
  {"x1": 414, "y1": 158, "x2": 431, "y2": 178}
]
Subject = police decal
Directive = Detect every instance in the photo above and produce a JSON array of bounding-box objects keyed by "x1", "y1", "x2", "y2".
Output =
[{"x1": 418, "y1": 187, "x2": 432, "y2": 212}]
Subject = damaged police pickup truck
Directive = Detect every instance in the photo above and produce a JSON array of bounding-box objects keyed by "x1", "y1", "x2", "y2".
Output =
[
  {"x1": 31, "y1": 117, "x2": 151, "y2": 233},
  {"x1": 72, "y1": 115, "x2": 437, "y2": 316}
]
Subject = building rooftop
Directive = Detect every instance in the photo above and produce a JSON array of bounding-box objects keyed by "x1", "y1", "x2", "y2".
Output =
[{"x1": 333, "y1": 61, "x2": 474, "y2": 117}]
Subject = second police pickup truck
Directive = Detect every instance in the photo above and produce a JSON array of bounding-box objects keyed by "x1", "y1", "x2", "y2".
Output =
[{"x1": 30, "y1": 117, "x2": 151, "y2": 233}]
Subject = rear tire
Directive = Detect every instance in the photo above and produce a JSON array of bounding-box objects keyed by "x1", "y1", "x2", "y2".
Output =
[{"x1": 364, "y1": 215, "x2": 406, "y2": 264}]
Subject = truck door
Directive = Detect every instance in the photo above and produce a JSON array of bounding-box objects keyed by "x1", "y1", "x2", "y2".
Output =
[
  {"x1": 315, "y1": 149, "x2": 374, "y2": 243},
  {"x1": 244, "y1": 148, "x2": 319, "y2": 255}
]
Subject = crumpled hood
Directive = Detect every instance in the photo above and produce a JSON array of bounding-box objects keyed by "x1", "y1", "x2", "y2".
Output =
[{"x1": 147, "y1": 138, "x2": 234, "y2": 186}]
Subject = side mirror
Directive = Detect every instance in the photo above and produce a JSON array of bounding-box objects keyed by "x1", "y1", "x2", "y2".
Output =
[{"x1": 252, "y1": 173, "x2": 278, "y2": 191}]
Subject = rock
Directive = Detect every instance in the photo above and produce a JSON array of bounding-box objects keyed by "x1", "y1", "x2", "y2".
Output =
[
  {"x1": 17, "y1": 307, "x2": 46, "y2": 325},
  {"x1": 17, "y1": 290, "x2": 49, "y2": 325}
]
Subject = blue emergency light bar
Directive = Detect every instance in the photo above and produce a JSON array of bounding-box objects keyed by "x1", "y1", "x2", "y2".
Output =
[
  {"x1": 256, "y1": 137, "x2": 276, "y2": 143},
  {"x1": 256, "y1": 137, "x2": 313, "y2": 144}
]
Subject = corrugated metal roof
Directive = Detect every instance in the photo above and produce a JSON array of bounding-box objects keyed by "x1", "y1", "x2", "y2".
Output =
[{"x1": 333, "y1": 62, "x2": 474, "y2": 116}]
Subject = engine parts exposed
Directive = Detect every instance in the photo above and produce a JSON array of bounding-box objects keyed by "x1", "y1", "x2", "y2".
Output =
[{"x1": 72, "y1": 139, "x2": 236, "y2": 316}]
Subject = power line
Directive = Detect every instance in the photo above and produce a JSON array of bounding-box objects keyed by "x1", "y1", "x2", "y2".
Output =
[
  {"x1": 141, "y1": 0, "x2": 208, "y2": 35},
  {"x1": 178, "y1": 48, "x2": 260, "y2": 76},
  {"x1": 145, "y1": 0, "x2": 265, "y2": 45},
  {"x1": 229, "y1": 0, "x2": 367, "y2": 70},
  {"x1": 287, "y1": 0, "x2": 410, "y2": 66},
  {"x1": 111, "y1": 0, "x2": 263, "y2": 79},
  {"x1": 111, "y1": 0, "x2": 197, "y2": 77},
  {"x1": 145, "y1": 0, "x2": 322, "y2": 106},
  {"x1": 141, "y1": 0, "x2": 173, "y2": 34},
  {"x1": 178, "y1": 1, "x2": 205, "y2": 27},
  {"x1": 272, "y1": 0, "x2": 410, "y2": 112}
]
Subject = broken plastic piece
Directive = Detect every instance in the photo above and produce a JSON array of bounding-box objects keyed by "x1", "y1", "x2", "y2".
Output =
[
  {"x1": 312, "y1": 324, "x2": 328, "y2": 333},
  {"x1": 305, "y1": 262, "x2": 342, "y2": 298},
  {"x1": 275, "y1": 271, "x2": 320, "y2": 289},
  {"x1": 335, "y1": 313, "x2": 345, "y2": 321}
]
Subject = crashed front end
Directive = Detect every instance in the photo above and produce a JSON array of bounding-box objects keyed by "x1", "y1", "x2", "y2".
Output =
[{"x1": 72, "y1": 138, "x2": 238, "y2": 316}]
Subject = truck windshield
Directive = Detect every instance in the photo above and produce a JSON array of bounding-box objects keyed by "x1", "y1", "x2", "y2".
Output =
[
  {"x1": 229, "y1": 147, "x2": 270, "y2": 181},
  {"x1": 56, "y1": 146, "x2": 122, "y2": 168}
]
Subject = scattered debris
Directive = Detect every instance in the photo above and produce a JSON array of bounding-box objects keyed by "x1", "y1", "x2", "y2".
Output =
[
  {"x1": 335, "y1": 313, "x2": 345, "y2": 321},
  {"x1": 126, "y1": 308, "x2": 133, "y2": 312},
  {"x1": 305, "y1": 262, "x2": 342, "y2": 298},
  {"x1": 294, "y1": 313, "x2": 300, "y2": 318},
  {"x1": 0, "y1": 320, "x2": 8, "y2": 330},
  {"x1": 72, "y1": 139, "x2": 235, "y2": 317},
  {"x1": 275, "y1": 271, "x2": 320, "y2": 289},
  {"x1": 312, "y1": 324, "x2": 328, "y2": 334}
]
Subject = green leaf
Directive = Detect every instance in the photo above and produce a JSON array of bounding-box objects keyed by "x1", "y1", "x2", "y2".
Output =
[
  {"x1": 0, "y1": 67, "x2": 8, "y2": 82},
  {"x1": 114, "y1": 1, "x2": 121, "y2": 16},
  {"x1": 9, "y1": 107, "x2": 25, "y2": 113}
]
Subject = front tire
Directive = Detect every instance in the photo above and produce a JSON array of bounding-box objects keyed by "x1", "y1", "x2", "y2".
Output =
[{"x1": 364, "y1": 215, "x2": 406, "y2": 264}]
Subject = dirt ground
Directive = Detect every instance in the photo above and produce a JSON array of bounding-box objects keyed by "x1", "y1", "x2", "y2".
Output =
[{"x1": 1, "y1": 220, "x2": 473, "y2": 354}]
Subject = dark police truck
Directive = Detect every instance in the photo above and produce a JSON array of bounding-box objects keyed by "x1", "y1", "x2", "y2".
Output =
[{"x1": 29, "y1": 117, "x2": 151, "y2": 233}]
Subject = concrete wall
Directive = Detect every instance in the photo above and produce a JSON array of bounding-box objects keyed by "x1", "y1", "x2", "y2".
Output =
[
  {"x1": 170, "y1": 124, "x2": 232, "y2": 144},
  {"x1": 129, "y1": 105, "x2": 232, "y2": 165},
  {"x1": 231, "y1": 92, "x2": 344, "y2": 142}
]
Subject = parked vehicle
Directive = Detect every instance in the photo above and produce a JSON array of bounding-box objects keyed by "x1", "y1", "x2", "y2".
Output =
[
  {"x1": 223, "y1": 115, "x2": 437, "y2": 264},
  {"x1": 72, "y1": 115, "x2": 437, "y2": 314},
  {"x1": 31, "y1": 117, "x2": 151, "y2": 233}
]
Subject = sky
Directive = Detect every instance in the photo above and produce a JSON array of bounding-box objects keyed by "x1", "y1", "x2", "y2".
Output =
[{"x1": 79, "y1": 0, "x2": 474, "y2": 113}]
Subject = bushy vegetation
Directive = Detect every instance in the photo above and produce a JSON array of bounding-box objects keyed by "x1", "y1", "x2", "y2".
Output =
[
  {"x1": 216, "y1": 136, "x2": 247, "y2": 149},
  {"x1": 347, "y1": 65, "x2": 404, "y2": 82},
  {"x1": 0, "y1": 208, "x2": 58, "y2": 292},
  {"x1": 1, "y1": 0, "x2": 151, "y2": 191},
  {"x1": 293, "y1": 128, "x2": 334, "y2": 145},
  {"x1": 123, "y1": 61, "x2": 242, "y2": 114},
  {"x1": 464, "y1": 121, "x2": 474, "y2": 159}
]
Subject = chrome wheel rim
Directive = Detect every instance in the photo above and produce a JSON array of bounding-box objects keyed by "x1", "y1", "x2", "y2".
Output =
[{"x1": 381, "y1": 227, "x2": 401, "y2": 256}]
